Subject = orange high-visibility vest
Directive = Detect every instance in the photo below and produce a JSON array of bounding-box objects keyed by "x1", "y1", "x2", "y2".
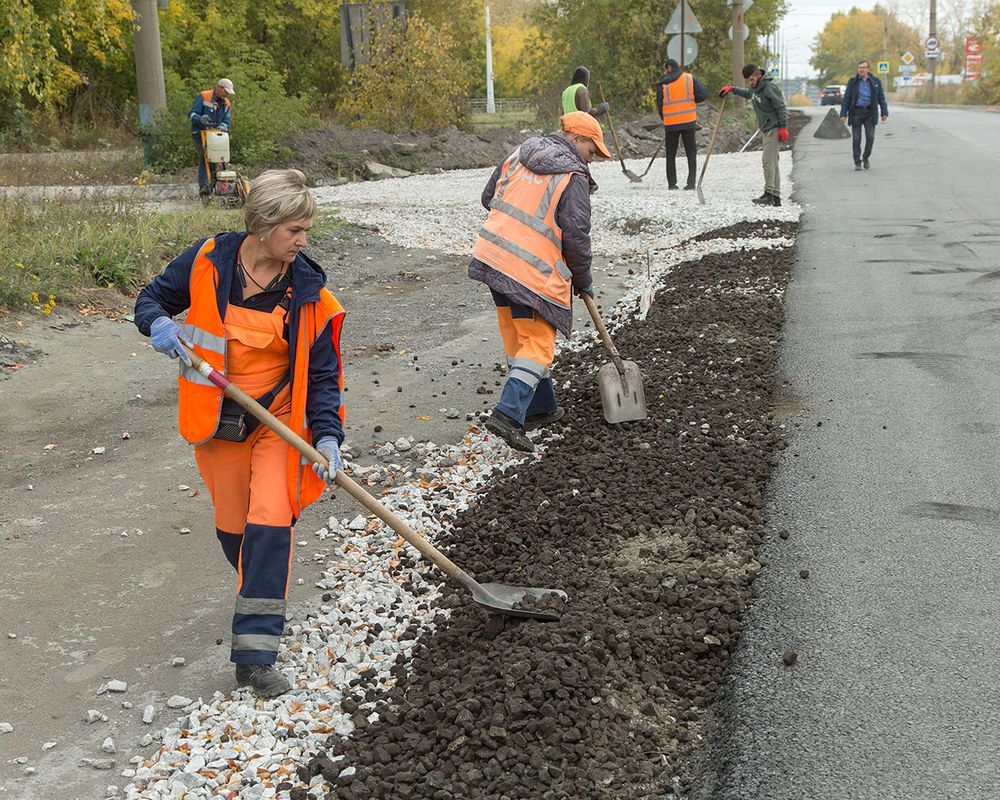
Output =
[
  {"x1": 177, "y1": 237, "x2": 345, "y2": 515},
  {"x1": 200, "y1": 89, "x2": 231, "y2": 111},
  {"x1": 662, "y1": 73, "x2": 696, "y2": 126},
  {"x1": 472, "y1": 148, "x2": 579, "y2": 310}
]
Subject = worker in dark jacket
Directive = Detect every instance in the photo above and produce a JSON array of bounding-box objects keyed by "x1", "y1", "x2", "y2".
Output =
[
  {"x1": 720, "y1": 64, "x2": 788, "y2": 206},
  {"x1": 189, "y1": 78, "x2": 234, "y2": 196},
  {"x1": 656, "y1": 58, "x2": 709, "y2": 189},
  {"x1": 839, "y1": 59, "x2": 889, "y2": 170},
  {"x1": 134, "y1": 169, "x2": 345, "y2": 698},
  {"x1": 469, "y1": 111, "x2": 609, "y2": 452},
  {"x1": 561, "y1": 66, "x2": 609, "y2": 118}
]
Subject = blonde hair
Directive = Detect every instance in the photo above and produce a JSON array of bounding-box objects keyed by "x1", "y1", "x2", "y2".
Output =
[{"x1": 244, "y1": 169, "x2": 316, "y2": 236}]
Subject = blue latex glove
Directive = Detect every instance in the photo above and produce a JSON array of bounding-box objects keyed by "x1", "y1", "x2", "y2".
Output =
[
  {"x1": 218, "y1": 123, "x2": 228, "y2": 132},
  {"x1": 150, "y1": 316, "x2": 191, "y2": 365},
  {"x1": 200, "y1": 114, "x2": 213, "y2": 128},
  {"x1": 312, "y1": 436, "x2": 342, "y2": 484},
  {"x1": 575, "y1": 284, "x2": 594, "y2": 299}
]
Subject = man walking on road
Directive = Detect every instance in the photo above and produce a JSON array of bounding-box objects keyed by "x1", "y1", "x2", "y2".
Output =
[
  {"x1": 562, "y1": 66, "x2": 609, "y2": 118},
  {"x1": 656, "y1": 58, "x2": 709, "y2": 190},
  {"x1": 719, "y1": 64, "x2": 788, "y2": 206},
  {"x1": 469, "y1": 111, "x2": 609, "y2": 452},
  {"x1": 840, "y1": 59, "x2": 889, "y2": 170}
]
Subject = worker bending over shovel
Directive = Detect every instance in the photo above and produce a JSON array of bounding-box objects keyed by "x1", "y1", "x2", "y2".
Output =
[
  {"x1": 133, "y1": 169, "x2": 346, "y2": 698},
  {"x1": 469, "y1": 111, "x2": 609, "y2": 452}
]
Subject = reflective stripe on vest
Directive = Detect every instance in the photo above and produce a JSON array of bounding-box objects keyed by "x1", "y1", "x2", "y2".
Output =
[
  {"x1": 662, "y1": 73, "x2": 696, "y2": 126},
  {"x1": 472, "y1": 153, "x2": 577, "y2": 310}
]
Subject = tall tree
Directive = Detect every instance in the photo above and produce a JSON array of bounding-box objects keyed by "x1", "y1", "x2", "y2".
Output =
[{"x1": 811, "y1": 5, "x2": 923, "y2": 85}]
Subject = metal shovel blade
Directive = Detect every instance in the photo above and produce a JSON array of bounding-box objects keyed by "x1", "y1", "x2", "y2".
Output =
[
  {"x1": 697, "y1": 184, "x2": 706, "y2": 205},
  {"x1": 472, "y1": 582, "x2": 568, "y2": 622},
  {"x1": 624, "y1": 168, "x2": 642, "y2": 183},
  {"x1": 598, "y1": 360, "x2": 648, "y2": 423}
]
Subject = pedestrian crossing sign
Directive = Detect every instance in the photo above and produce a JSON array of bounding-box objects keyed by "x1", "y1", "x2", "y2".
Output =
[
  {"x1": 769, "y1": 66, "x2": 780, "y2": 77},
  {"x1": 877, "y1": 61, "x2": 889, "y2": 73}
]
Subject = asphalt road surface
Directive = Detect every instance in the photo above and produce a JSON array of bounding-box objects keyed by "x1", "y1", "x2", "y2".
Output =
[{"x1": 699, "y1": 106, "x2": 1000, "y2": 798}]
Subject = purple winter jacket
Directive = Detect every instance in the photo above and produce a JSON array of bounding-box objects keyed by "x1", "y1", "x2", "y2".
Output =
[{"x1": 468, "y1": 133, "x2": 597, "y2": 336}]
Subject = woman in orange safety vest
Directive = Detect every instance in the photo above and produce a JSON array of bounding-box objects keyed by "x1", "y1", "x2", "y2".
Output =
[{"x1": 134, "y1": 169, "x2": 345, "y2": 698}]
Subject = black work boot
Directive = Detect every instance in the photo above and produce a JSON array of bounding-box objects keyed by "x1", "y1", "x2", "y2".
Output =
[
  {"x1": 855, "y1": 162, "x2": 862, "y2": 171},
  {"x1": 863, "y1": 158, "x2": 870, "y2": 169},
  {"x1": 235, "y1": 664, "x2": 291, "y2": 698},
  {"x1": 524, "y1": 407, "x2": 565, "y2": 431},
  {"x1": 752, "y1": 192, "x2": 774, "y2": 206},
  {"x1": 769, "y1": 193, "x2": 782, "y2": 207},
  {"x1": 484, "y1": 410, "x2": 535, "y2": 452}
]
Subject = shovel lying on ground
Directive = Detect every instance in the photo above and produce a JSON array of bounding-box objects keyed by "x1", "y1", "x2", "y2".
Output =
[
  {"x1": 638, "y1": 137, "x2": 665, "y2": 178},
  {"x1": 180, "y1": 346, "x2": 567, "y2": 622},
  {"x1": 581, "y1": 294, "x2": 648, "y2": 423},
  {"x1": 597, "y1": 82, "x2": 642, "y2": 183},
  {"x1": 696, "y1": 94, "x2": 728, "y2": 205}
]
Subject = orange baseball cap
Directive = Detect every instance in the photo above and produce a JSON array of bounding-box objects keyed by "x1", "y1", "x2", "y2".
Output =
[{"x1": 560, "y1": 111, "x2": 612, "y2": 159}]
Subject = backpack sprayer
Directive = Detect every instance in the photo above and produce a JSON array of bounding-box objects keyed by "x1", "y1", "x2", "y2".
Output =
[{"x1": 200, "y1": 129, "x2": 251, "y2": 207}]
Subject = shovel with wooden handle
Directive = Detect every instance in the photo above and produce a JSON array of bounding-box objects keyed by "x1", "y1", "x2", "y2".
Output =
[
  {"x1": 638, "y1": 137, "x2": 665, "y2": 178},
  {"x1": 180, "y1": 346, "x2": 567, "y2": 622},
  {"x1": 696, "y1": 94, "x2": 728, "y2": 205},
  {"x1": 581, "y1": 293, "x2": 648, "y2": 424},
  {"x1": 597, "y1": 82, "x2": 642, "y2": 183}
]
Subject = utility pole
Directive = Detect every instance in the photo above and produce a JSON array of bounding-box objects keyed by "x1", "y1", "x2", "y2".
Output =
[
  {"x1": 731, "y1": 1, "x2": 745, "y2": 90},
  {"x1": 929, "y1": 0, "x2": 937, "y2": 94},
  {"x1": 484, "y1": 0, "x2": 495, "y2": 113},
  {"x1": 131, "y1": 0, "x2": 167, "y2": 165}
]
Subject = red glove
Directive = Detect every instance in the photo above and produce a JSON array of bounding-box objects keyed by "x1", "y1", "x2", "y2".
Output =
[
  {"x1": 777, "y1": 127, "x2": 789, "y2": 142},
  {"x1": 718, "y1": 85, "x2": 733, "y2": 97}
]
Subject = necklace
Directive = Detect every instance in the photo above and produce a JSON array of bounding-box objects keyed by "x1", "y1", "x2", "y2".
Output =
[{"x1": 238, "y1": 255, "x2": 286, "y2": 292}]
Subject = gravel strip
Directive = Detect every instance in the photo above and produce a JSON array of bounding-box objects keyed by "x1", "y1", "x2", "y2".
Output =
[{"x1": 123, "y1": 157, "x2": 800, "y2": 800}]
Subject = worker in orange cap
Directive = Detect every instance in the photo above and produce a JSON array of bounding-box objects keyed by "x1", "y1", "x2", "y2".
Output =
[{"x1": 468, "y1": 111, "x2": 610, "y2": 452}]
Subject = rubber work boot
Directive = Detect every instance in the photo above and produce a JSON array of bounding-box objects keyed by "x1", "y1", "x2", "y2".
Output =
[
  {"x1": 683, "y1": 183, "x2": 696, "y2": 190},
  {"x1": 484, "y1": 410, "x2": 535, "y2": 452},
  {"x1": 863, "y1": 158, "x2": 870, "y2": 169},
  {"x1": 235, "y1": 664, "x2": 291, "y2": 698},
  {"x1": 752, "y1": 193, "x2": 774, "y2": 206},
  {"x1": 855, "y1": 162, "x2": 862, "y2": 171},
  {"x1": 524, "y1": 407, "x2": 565, "y2": 432},
  {"x1": 769, "y1": 193, "x2": 782, "y2": 207}
]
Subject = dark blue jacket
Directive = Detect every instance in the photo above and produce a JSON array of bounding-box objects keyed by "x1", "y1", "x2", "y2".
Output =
[
  {"x1": 134, "y1": 232, "x2": 344, "y2": 446},
  {"x1": 189, "y1": 90, "x2": 231, "y2": 133},
  {"x1": 840, "y1": 75, "x2": 888, "y2": 125}
]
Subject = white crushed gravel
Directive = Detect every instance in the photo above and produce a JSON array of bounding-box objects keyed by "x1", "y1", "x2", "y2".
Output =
[{"x1": 123, "y1": 154, "x2": 800, "y2": 799}]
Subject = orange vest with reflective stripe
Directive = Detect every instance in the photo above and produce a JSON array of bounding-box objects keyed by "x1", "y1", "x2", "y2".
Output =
[
  {"x1": 472, "y1": 149, "x2": 578, "y2": 310},
  {"x1": 177, "y1": 238, "x2": 345, "y2": 515},
  {"x1": 200, "y1": 89, "x2": 230, "y2": 111},
  {"x1": 662, "y1": 73, "x2": 696, "y2": 127}
]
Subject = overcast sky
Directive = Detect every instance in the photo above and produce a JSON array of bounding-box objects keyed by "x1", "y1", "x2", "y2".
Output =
[{"x1": 776, "y1": 0, "x2": 889, "y2": 77}]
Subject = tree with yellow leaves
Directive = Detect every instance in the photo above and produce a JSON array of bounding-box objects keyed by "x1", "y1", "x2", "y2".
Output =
[{"x1": 811, "y1": 6, "x2": 922, "y2": 86}]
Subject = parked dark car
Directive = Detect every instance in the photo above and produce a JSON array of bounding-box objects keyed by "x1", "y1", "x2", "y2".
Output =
[{"x1": 820, "y1": 84, "x2": 847, "y2": 106}]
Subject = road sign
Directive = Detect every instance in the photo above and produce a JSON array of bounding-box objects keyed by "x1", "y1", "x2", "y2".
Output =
[
  {"x1": 666, "y1": 34, "x2": 699, "y2": 65},
  {"x1": 965, "y1": 36, "x2": 982, "y2": 54},
  {"x1": 899, "y1": 64, "x2": 917, "y2": 74},
  {"x1": 665, "y1": 3, "x2": 702, "y2": 34},
  {"x1": 727, "y1": 0, "x2": 753, "y2": 8},
  {"x1": 728, "y1": 24, "x2": 749, "y2": 42},
  {"x1": 901, "y1": 51, "x2": 915, "y2": 65},
  {"x1": 925, "y1": 49, "x2": 940, "y2": 59},
  {"x1": 769, "y1": 66, "x2": 780, "y2": 78},
  {"x1": 925, "y1": 35, "x2": 939, "y2": 50},
  {"x1": 877, "y1": 61, "x2": 889, "y2": 74}
]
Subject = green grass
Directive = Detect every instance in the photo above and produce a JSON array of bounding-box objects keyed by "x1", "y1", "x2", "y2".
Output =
[
  {"x1": 0, "y1": 199, "x2": 242, "y2": 310},
  {"x1": 0, "y1": 201, "x2": 350, "y2": 311},
  {"x1": 468, "y1": 110, "x2": 538, "y2": 129}
]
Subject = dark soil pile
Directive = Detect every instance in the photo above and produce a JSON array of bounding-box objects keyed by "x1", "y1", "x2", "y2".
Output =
[
  {"x1": 689, "y1": 220, "x2": 799, "y2": 242},
  {"x1": 288, "y1": 110, "x2": 807, "y2": 182},
  {"x1": 286, "y1": 230, "x2": 798, "y2": 799}
]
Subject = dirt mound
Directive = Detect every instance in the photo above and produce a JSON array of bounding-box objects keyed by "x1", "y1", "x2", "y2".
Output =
[
  {"x1": 287, "y1": 109, "x2": 807, "y2": 183},
  {"x1": 275, "y1": 231, "x2": 797, "y2": 799}
]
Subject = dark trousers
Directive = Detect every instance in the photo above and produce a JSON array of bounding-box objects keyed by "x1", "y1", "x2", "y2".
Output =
[
  {"x1": 192, "y1": 132, "x2": 213, "y2": 193},
  {"x1": 665, "y1": 127, "x2": 697, "y2": 188},
  {"x1": 851, "y1": 107, "x2": 876, "y2": 163}
]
